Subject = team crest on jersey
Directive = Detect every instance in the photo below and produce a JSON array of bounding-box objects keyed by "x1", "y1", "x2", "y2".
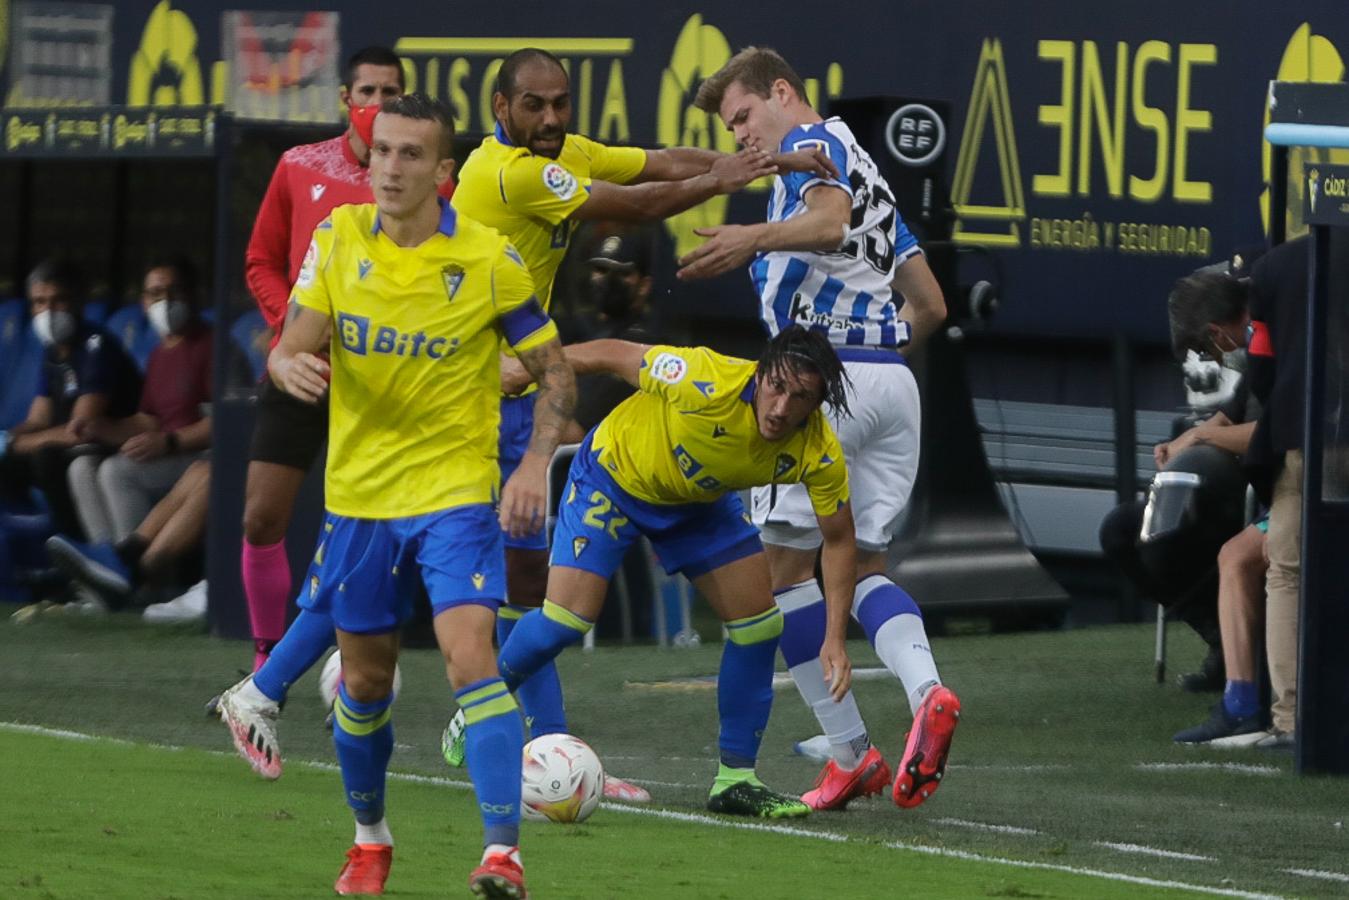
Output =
[
  {"x1": 572, "y1": 537, "x2": 589, "y2": 559},
  {"x1": 298, "y1": 240, "x2": 319, "y2": 288},
  {"x1": 471, "y1": 572, "x2": 486, "y2": 590},
  {"x1": 712, "y1": 424, "x2": 728, "y2": 438},
  {"x1": 542, "y1": 163, "x2": 579, "y2": 200},
  {"x1": 792, "y1": 137, "x2": 831, "y2": 158},
  {"x1": 357, "y1": 259, "x2": 373, "y2": 280},
  {"x1": 442, "y1": 264, "x2": 466, "y2": 301},
  {"x1": 649, "y1": 352, "x2": 687, "y2": 384},
  {"x1": 775, "y1": 453, "x2": 797, "y2": 478}
]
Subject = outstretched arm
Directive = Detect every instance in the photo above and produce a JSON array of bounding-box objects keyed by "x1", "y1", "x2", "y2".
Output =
[
  {"x1": 677, "y1": 183, "x2": 852, "y2": 280},
  {"x1": 570, "y1": 149, "x2": 776, "y2": 223},
  {"x1": 499, "y1": 336, "x2": 577, "y2": 538},
  {"x1": 634, "y1": 145, "x2": 838, "y2": 183},
  {"x1": 816, "y1": 502, "x2": 857, "y2": 701},
  {"x1": 501, "y1": 339, "x2": 651, "y2": 395}
]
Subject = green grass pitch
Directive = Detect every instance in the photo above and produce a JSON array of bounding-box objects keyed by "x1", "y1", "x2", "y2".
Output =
[{"x1": 3, "y1": 613, "x2": 1346, "y2": 898}]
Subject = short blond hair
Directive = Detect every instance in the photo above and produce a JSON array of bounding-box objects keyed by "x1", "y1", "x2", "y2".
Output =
[{"x1": 694, "y1": 46, "x2": 809, "y2": 114}]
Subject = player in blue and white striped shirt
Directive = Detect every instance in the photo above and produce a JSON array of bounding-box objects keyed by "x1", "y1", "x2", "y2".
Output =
[{"x1": 683, "y1": 46, "x2": 961, "y2": 814}]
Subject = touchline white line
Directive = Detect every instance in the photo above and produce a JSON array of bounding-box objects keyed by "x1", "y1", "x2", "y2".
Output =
[{"x1": 2, "y1": 721, "x2": 1287, "y2": 900}]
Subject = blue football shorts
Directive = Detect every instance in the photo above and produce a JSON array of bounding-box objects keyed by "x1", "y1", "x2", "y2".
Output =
[
  {"x1": 498, "y1": 393, "x2": 550, "y2": 552},
  {"x1": 297, "y1": 504, "x2": 506, "y2": 634},
  {"x1": 550, "y1": 436, "x2": 762, "y2": 581}
]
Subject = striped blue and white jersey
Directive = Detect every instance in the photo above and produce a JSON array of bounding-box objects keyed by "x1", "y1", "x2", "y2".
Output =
[{"x1": 750, "y1": 117, "x2": 922, "y2": 350}]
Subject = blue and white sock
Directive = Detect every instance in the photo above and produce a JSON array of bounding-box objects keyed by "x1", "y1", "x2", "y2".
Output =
[
  {"x1": 854, "y1": 574, "x2": 939, "y2": 713},
  {"x1": 497, "y1": 603, "x2": 568, "y2": 738},
  {"x1": 718, "y1": 607, "x2": 784, "y2": 770},
  {"x1": 252, "y1": 608, "x2": 335, "y2": 703},
  {"x1": 333, "y1": 683, "x2": 394, "y2": 828},
  {"x1": 776, "y1": 580, "x2": 868, "y2": 769},
  {"x1": 456, "y1": 677, "x2": 524, "y2": 848}
]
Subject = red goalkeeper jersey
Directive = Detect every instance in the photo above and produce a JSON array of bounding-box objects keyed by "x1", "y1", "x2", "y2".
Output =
[{"x1": 244, "y1": 133, "x2": 456, "y2": 342}]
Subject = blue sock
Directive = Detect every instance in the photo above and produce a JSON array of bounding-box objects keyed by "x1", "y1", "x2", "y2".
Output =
[
  {"x1": 498, "y1": 601, "x2": 592, "y2": 693},
  {"x1": 333, "y1": 683, "x2": 394, "y2": 826},
  {"x1": 456, "y1": 677, "x2": 524, "y2": 847},
  {"x1": 498, "y1": 604, "x2": 568, "y2": 738},
  {"x1": 252, "y1": 609, "x2": 335, "y2": 703},
  {"x1": 777, "y1": 587, "x2": 827, "y2": 668},
  {"x1": 1223, "y1": 679, "x2": 1259, "y2": 719},
  {"x1": 854, "y1": 577, "x2": 922, "y2": 644},
  {"x1": 718, "y1": 607, "x2": 784, "y2": 770}
]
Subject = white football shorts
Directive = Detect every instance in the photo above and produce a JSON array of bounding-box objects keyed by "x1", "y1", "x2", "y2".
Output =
[{"x1": 751, "y1": 356, "x2": 920, "y2": 553}]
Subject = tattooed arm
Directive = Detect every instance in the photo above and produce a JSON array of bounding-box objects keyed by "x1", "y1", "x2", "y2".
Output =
[{"x1": 498, "y1": 335, "x2": 577, "y2": 538}]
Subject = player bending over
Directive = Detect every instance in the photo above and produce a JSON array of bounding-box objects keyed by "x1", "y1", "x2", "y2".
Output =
[
  {"x1": 481, "y1": 326, "x2": 856, "y2": 819},
  {"x1": 682, "y1": 46, "x2": 959, "y2": 812},
  {"x1": 441, "y1": 47, "x2": 840, "y2": 802},
  {"x1": 220, "y1": 94, "x2": 573, "y2": 898}
]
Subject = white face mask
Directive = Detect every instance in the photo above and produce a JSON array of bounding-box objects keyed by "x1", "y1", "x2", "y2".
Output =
[
  {"x1": 32, "y1": 309, "x2": 77, "y2": 346},
  {"x1": 147, "y1": 299, "x2": 192, "y2": 338}
]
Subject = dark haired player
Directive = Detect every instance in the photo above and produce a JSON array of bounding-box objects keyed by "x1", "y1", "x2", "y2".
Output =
[{"x1": 489, "y1": 326, "x2": 857, "y2": 819}]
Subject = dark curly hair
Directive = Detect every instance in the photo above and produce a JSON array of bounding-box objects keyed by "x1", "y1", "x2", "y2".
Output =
[{"x1": 756, "y1": 325, "x2": 851, "y2": 417}]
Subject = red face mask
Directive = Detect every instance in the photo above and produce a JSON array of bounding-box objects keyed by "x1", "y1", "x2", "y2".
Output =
[{"x1": 348, "y1": 102, "x2": 379, "y2": 147}]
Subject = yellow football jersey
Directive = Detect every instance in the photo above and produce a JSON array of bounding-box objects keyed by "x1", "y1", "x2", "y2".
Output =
[
  {"x1": 292, "y1": 199, "x2": 557, "y2": 519},
  {"x1": 590, "y1": 345, "x2": 849, "y2": 515},
  {"x1": 452, "y1": 126, "x2": 647, "y2": 308}
]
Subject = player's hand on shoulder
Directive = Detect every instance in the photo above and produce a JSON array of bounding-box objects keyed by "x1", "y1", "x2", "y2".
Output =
[
  {"x1": 273, "y1": 352, "x2": 331, "y2": 404},
  {"x1": 500, "y1": 355, "x2": 534, "y2": 395},
  {"x1": 711, "y1": 147, "x2": 778, "y2": 194},
  {"x1": 499, "y1": 454, "x2": 548, "y2": 539},
  {"x1": 676, "y1": 224, "x2": 760, "y2": 281},
  {"x1": 773, "y1": 146, "x2": 841, "y2": 181}
]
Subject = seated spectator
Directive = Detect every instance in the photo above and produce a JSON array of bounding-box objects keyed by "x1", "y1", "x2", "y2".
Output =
[
  {"x1": 0, "y1": 259, "x2": 142, "y2": 536},
  {"x1": 1101, "y1": 252, "x2": 1263, "y2": 694},
  {"x1": 65, "y1": 257, "x2": 213, "y2": 543},
  {"x1": 1173, "y1": 516, "x2": 1269, "y2": 744},
  {"x1": 45, "y1": 458, "x2": 209, "y2": 622},
  {"x1": 1164, "y1": 243, "x2": 1305, "y2": 751}
]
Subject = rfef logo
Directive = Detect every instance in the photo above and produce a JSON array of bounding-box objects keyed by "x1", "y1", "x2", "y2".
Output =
[{"x1": 885, "y1": 103, "x2": 945, "y2": 167}]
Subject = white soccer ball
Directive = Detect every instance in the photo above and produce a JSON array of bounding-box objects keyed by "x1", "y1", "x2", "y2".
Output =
[
  {"x1": 520, "y1": 733, "x2": 605, "y2": 823},
  {"x1": 318, "y1": 649, "x2": 401, "y2": 707}
]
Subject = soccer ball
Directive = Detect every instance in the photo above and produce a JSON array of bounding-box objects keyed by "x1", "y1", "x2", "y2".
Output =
[
  {"x1": 520, "y1": 733, "x2": 605, "y2": 823},
  {"x1": 317, "y1": 649, "x2": 402, "y2": 707}
]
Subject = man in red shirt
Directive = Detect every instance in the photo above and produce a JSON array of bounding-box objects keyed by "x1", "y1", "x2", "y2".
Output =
[
  {"x1": 63, "y1": 257, "x2": 213, "y2": 544},
  {"x1": 239, "y1": 46, "x2": 455, "y2": 673}
]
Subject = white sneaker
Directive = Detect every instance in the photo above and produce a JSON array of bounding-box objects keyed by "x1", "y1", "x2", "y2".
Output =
[
  {"x1": 217, "y1": 675, "x2": 283, "y2": 779},
  {"x1": 793, "y1": 734, "x2": 832, "y2": 763},
  {"x1": 1254, "y1": 729, "x2": 1295, "y2": 750},
  {"x1": 143, "y1": 580, "x2": 208, "y2": 624}
]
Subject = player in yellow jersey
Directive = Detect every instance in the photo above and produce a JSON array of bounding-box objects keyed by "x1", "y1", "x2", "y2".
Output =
[
  {"x1": 493, "y1": 326, "x2": 857, "y2": 819},
  {"x1": 445, "y1": 49, "x2": 840, "y2": 798},
  {"x1": 221, "y1": 95, "x2": 570, "y2": 900}
]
